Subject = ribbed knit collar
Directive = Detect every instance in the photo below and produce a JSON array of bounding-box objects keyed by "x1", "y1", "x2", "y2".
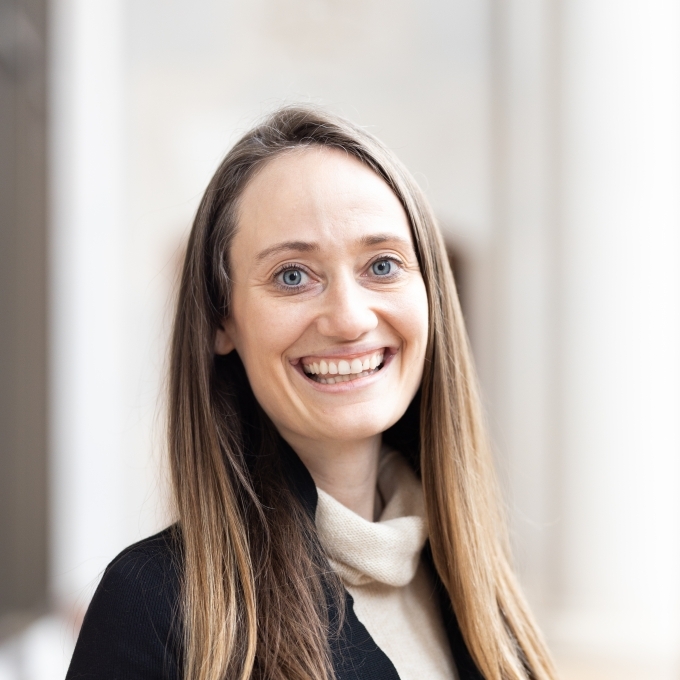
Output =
[{"x1": 315, "y1": 449, "x2": 428, "y2": 587}]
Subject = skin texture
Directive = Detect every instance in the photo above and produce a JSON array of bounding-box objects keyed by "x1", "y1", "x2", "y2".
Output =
[{"x1": 216, "y1": 147, "x2": 428, "y2": 521}]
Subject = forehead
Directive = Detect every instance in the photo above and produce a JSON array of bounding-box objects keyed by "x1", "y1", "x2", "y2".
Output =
[{"x1": 233, "y1": 146, "x2": 412, "y2": 254}]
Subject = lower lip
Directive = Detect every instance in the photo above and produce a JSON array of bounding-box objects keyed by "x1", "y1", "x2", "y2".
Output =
[{"x1": 293, "y1": 349, "x2": 396, "y2": 392}]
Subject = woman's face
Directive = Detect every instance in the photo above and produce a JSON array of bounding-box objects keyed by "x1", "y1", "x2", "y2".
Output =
[{"x1": 216, "y1": 147, "x2": 429, "y2": 448}]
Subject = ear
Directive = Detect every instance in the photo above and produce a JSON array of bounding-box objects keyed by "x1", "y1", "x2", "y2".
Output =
[{"x1": 214, "y1": 320, "x2": 236, "y2": 355}]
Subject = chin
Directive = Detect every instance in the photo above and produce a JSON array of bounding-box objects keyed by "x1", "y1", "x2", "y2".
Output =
[{"x1": 310, "y1": 408, "x2": 403, "y2": 443}]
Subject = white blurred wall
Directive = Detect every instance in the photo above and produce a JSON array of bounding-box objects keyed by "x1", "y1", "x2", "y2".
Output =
[
  {"x1": 553, "y1": 2, "x2": 680, "y2": 676},
  {"x1": 493, "y1": 2, "x2": 680, "y2": 678},
  {"x1": 3, "y1": 1, "x2": 678, "y2": 678}
]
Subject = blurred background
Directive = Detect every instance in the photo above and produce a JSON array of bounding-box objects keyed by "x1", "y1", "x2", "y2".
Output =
[{"x1": 1, "y1": 0, "x2": 679, "y2": 678}]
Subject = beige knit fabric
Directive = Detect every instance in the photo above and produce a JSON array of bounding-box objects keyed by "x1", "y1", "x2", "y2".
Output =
[{"x1": 316, "y1": 449, "x2": 458, "y2": 680}]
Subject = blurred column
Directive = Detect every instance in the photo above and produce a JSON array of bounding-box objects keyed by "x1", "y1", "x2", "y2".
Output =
[
  {"x1": 0, "y1": 0, "x2": 49, "y2": 636},
  {"x1": 49, "y1": 0, "x2": 127, "y2": 614},
  {"x1": 552, "y1": 0, "x2": 680, "y2": 677},
  {"x1": 490, "y1": 0, "x2": 558, "y2": 616}
]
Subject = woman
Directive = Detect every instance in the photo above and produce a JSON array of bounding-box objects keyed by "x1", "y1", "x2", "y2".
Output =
[{"x1": 67, "y1": 106, "x2": 557, "y2": 680}]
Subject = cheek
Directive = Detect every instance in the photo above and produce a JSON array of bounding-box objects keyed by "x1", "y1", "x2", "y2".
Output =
[
  {"x1": 230, "y1": 299, "x2": 299, "y2": 422},
  {"x1": 392, "y1": 280, "x2": 429, "y2": 354},
  {"x1": 232, "y1": 293, "x2": 308, "y2": 374}
]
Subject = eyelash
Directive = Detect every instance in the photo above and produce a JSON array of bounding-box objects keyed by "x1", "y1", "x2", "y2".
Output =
[
  {"x1": 272, "y1": 263, "x2": 311, "y2": 290},
  {"x1": 366, "y1": 255, "x2": 403, "y2": 279},
  {"x1": 272, "y1": 255, "x2": 404, "y2": 291}
]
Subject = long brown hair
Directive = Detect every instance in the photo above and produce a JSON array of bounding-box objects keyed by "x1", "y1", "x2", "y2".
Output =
[{"x1": 168, "y1": 106, "x2": 557, "y2": 680}]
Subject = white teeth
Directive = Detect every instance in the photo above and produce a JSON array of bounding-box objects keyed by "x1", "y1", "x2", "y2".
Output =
[
  {"x1": 303, "y1": 350, "x2": 386, "y2": 383},
  {"x1": 350, "y1": 358, "x2": 363, "y2": 374}
]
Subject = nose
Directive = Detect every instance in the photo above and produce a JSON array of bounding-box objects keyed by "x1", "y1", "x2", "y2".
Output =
[{"x1": 316, "y1": 274, "x2": 379, "y2": 340}]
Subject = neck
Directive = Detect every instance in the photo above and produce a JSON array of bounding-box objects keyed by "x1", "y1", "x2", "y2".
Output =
[{"x1": 283, "y1": 433, "x2": 382, "y2": 521}]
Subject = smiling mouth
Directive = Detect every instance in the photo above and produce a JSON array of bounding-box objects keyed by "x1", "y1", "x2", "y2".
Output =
[{"x1": 301, "y1": 349, "x2": 385, "y2": 385}]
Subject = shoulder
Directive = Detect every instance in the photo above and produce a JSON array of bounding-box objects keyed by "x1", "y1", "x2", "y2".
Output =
[
  {"x1": 105, "y1": 525, "x2": 182, "y2": 585},
  {"x1": 95, "y1": 525, "x2": 182, "y2": 620},
  {"x1": 67, "y1": 526, "x2": 184, "y2": 680}
]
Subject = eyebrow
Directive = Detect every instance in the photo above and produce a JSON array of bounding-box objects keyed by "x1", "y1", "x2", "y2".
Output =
[
  {"x1": 359, "y1": 233, "x2": 413, "y2": 249},
  {"x1": 255, "y1": 233, "x2": 414, "y2": 262},
  {"x1": 256, "y1": 240, "x2": 320, "y2": 261}
]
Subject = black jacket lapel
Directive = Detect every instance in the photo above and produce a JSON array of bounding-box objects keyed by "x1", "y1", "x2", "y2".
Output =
[{"x1": 423, "y1": 546, "x2": 486, "y2": 680}]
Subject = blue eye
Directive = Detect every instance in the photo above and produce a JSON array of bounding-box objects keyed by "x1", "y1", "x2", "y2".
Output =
[
  {"x1": 278, "y1": 268, "x2": 306, "y2": 287},
  {"x1": 371, "y1": 259, "x2": 393, "y2": 276}
]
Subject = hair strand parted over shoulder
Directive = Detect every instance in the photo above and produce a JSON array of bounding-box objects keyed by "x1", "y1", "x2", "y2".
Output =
[{"x1": 168, "y1": 105, "x2": 558, "y2": 680}]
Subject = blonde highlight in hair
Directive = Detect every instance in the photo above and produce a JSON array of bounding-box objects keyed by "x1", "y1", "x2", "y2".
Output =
[{"x1": 168, "y1": 106, "x2": 558, "y2": 680}]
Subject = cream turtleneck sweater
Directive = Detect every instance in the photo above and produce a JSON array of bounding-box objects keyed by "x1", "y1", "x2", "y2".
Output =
[{"x1": 315, "y1": 449, "x2": 458, "y2": 680}]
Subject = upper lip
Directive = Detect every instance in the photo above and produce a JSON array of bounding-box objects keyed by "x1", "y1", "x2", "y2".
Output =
[{"x1": 289, "y1": 343, "x2": 393, "y2": 365}]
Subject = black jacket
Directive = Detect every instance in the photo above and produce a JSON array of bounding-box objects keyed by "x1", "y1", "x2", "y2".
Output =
[{"x1": 66, "y1": 441, "x2": 484, "y2": 680}]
